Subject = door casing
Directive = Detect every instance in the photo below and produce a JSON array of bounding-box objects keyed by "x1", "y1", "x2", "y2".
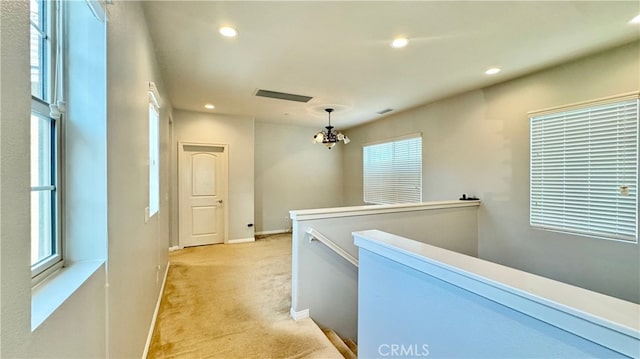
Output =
[{"x1": 178, "y1": 141, "x2": 229, "y2": 246}]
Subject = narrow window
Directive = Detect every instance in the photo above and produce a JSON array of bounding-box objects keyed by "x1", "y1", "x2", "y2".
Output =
[
  {"x1": 363, "y1": 134, "x2": 422, "y2": 205},
  {"x1": 30, "y1": 0, "x2": 62, "y2": 277},
  {"x1": 148, "y1": 83, "x2": 160, "y2": 217},
  {"x1": 529, "y1": 94, "x2": 638, "y2": 242}
]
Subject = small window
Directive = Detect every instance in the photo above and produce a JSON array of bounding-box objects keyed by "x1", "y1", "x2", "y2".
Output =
[
  {"x1": 529, "y1": 94, "x2": 638, "y2": 242},
  {"x1": 363, "y1": 134, "x2": 422, "y2": 205},
  {"x1": 148, "y1": 83, "x2": 160, "y2": 217}
]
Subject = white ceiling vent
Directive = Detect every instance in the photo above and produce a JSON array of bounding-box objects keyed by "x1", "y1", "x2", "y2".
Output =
[{"x1": 255, "y1": 89, "x2": 312, "y2": 103}]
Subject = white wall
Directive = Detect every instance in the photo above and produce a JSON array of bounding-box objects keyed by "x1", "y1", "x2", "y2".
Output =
[
  {"x1": 0, "y1": 1, "x2": 172, "y2": 357},
  {"x1": 356, "y1": 230, "x2": 637, "y2": 358},
  {"x1": 1, "y1": 1, "x2": 50, "y2": 356},
  {"x1": 107, "y1": 1, "x2": 172, "y2": 357},
  {"x1": 171, "y1": 110, "x2": 255, "y2": 245},
  {"x1": 0, "y1": 1, "x2": 109, "y2": 357},
  {"x1": 255, "y1": 122, "x2": 344, "y2": 234},
  {"x1": 343, "y1": 41, "x2": 640, "y2": 303}
]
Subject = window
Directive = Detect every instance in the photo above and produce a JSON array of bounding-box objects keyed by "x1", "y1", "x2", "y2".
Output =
[
  {"x1": 30, "y1": 0, "x2": 62, "y2": 278},
  {"x1": 30, "y1": 0, "x2": 108, "y2": 329},
  {"x1": 530, "y1": 94, "x2": 638, "y2": 242},
  {"x1": 363, "y1": 134, "x2": 422, "y2": 205},
  {"x1": 30, "y1": 0, "x2": 49, "y2": 100},
  {"x1": 148, "y1": 83, "x2": 160, "y2": 217}
]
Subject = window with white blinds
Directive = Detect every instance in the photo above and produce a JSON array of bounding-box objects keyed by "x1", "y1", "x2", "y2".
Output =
[
  {"x1": 530, "y1": 95, "x2": 638, "y2": 242},
  {"x1": 363, "y1": 134, "x2": 422, "y2": 205}
]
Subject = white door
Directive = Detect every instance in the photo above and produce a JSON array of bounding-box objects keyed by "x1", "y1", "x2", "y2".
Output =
[{"x1": 179, "y1": 144, "x2": 227, "y2": 247}]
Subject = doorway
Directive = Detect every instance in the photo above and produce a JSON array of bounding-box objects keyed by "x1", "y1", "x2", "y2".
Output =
[{"x1": 178, "y1": 143, "x2": 228, "y2": 247}]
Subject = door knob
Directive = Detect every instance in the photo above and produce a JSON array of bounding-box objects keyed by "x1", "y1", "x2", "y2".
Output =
[{"x1": 218, "y1": 200, "x2": 223, "y2": 204}]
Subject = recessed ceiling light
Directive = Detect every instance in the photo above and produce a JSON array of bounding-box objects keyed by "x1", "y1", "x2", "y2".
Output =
[
  {"x1": 630, "y1": 15, "x2": 640, "y2": 24},
  {"x1": 219, "y1": 26, "x2": 238, "y2": 37},
  {"x1": 204, "y1": 104, "x2": 215, "y2": 109},
  {"x1": 485, "y1": 67, "x2": 501, "y2": 75},
  {"x1": 391, "y1": 37, "x2": 409, "y2": 49}
]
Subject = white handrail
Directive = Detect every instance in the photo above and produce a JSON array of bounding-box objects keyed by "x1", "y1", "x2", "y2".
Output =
[{"x1": 306, "y1": 228, "x2": 359, "y2": 267}]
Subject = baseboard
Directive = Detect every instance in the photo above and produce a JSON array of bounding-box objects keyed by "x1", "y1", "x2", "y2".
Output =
[
  {"x1": 228, "y1": 237, "x2": 255, "y2": 244},
  {"x1": 168, "y1": 246, "x2": 182, "y2": 252},
  {"x1": 142, "y1": 262, "x2": 170, "y2": 359},
  {"x1": 255, "y1": 229, "x2": 290, "y2": 236},
  {"x1": 290, "y1": 307, "x2": 310, "y2": 321}
]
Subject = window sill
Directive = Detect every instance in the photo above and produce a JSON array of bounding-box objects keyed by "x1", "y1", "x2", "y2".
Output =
[{"x1": 31, "y1": 259, "x2": 104, "y2": 331}]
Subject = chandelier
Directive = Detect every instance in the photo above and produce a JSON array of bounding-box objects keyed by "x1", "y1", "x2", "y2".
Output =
[{"x1": 312, "y1": 108, "x2": 350, "y2": 149}]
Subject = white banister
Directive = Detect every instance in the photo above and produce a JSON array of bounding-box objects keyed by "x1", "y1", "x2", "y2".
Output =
[
  {"x1": 291, "y1": 200, "x2": 479, "y2": 221},
  {"x1": 306, "y1": 227, "x2": 359, "y2": 267}
]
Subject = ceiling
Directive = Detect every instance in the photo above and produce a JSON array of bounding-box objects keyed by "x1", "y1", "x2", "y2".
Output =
[{"x1": 142, "y1": 1, "x2": 640, "y2": 129}]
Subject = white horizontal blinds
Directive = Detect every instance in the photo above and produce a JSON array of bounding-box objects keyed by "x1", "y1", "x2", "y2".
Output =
[
  {"x1": 364, "y1": 136, "x2": 422, "y2": 204},
  {"x1": 530, "y1": 97, "x2": 638, "y2": 242}
]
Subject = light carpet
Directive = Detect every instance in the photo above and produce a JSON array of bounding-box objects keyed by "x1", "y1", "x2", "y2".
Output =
[{"x1": 147, "y1": 234, "x2": 343, "y2": 359}]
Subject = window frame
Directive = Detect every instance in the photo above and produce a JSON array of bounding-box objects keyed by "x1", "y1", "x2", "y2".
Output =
[
  {"x1": 31, "y1": 98, "x2": 62, "y2": 279},
  {"x1": 30, "y1": 0, "x2": 50, "y2": 101},
  {"x1": 363, "y1": 133, "x2": 423, "y2": 205},
  {"x1": 529, "y1": 93, "x2": 639, "y2": 243},
  {"x1": 30, "y1": 0, "x2": 63, "y2": 281},
  {"x1": 148, "y1": 82, "x2": 161, "y2": 218}
]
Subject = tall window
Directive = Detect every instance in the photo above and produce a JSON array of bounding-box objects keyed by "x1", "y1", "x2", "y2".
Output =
[
  {"x1": 530, "y1": 94, "x2": 638, "y2": 242},
  {"x1": 363, "y1": 134, "x2": 422, "y2": 205},
  {"x1": 148, "y1": 83, "x2": 160, "y2": 217},
  {"x1": 30, "y1": 0, "x2": 61, "y2": 277}
]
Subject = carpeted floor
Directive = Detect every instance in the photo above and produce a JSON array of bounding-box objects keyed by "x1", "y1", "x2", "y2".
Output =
[{"x1": 147, "y1": 233, "x2": 343, "y2": 359}]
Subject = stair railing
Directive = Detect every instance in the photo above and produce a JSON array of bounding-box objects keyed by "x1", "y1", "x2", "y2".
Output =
[{"x1": 306, "y1": 227, "x2": 359, "y2": 267}]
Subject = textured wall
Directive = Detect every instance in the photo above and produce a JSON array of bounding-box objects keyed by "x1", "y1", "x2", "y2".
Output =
[
  {"x1": 342, "y1": 41, "x2": 640, "y2": 303},
  {"x1": 0, "y1": 2, "x2": 109, "y2": 357},
  {"x1": 0, "y1": 1, "x2": 177, "y2": 357},
  {"x1": 1, "y1": 1, "x2": 39, "y2": 356},
  {"x1": 255, "y1": 121, "x2": 344, "y2": 234},
  {"x1": 106, "y1": 1, "x2": 172, "y2": 357}
]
